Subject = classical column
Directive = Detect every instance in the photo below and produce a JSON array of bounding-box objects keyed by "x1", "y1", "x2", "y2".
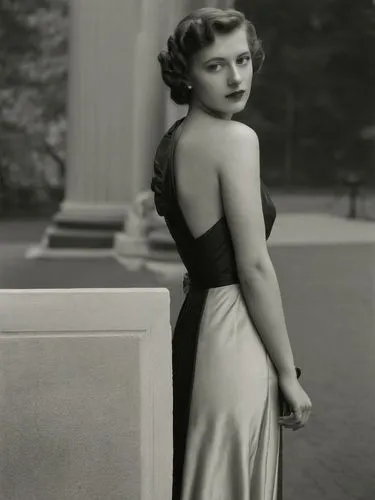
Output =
[
  {"x1": 114, "y1": 0, "x2": 188, "y2": 266},
  {"x1": 29, "y1": 0, "x2": 166, "y2": 258}
]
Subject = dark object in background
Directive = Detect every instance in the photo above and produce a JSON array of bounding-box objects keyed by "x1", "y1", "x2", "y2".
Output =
[{"x1": 343, "y1": 172, "x2": 363, "y2": 219}]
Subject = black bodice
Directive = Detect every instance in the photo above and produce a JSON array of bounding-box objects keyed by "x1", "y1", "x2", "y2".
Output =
[{"x1": 151, "y1": 118, "x2": 277, "y2": 289}]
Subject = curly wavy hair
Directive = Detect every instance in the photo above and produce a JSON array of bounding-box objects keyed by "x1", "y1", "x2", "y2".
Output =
[{"x1": 157, "y1": 7, "x2": 265, "y2": 106}]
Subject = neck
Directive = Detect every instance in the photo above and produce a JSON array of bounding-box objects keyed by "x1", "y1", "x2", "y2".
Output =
[{"x1": 187, "y1": 101, "x2": 232, "y2": 121}]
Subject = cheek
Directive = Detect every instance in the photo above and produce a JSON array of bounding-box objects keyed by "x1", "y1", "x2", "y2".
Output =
[
  {"x1": 245, "y1": 63, "x2": 253, "y2": 78},
  {"x1": 199, "y1": 77, "x2": 221, "y2": 97}
]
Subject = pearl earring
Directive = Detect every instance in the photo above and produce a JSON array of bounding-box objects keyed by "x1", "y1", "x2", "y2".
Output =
[{"x1": 187, "y1": 84, "x2": 192, "y2": 90}]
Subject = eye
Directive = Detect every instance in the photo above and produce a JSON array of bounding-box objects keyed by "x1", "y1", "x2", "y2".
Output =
[
  {"x1": 207, "y1": 63, "x2": 223, "y2": 72},
  {"x1": 237, "y1": 55, "x2": 251, "y2": 65}
]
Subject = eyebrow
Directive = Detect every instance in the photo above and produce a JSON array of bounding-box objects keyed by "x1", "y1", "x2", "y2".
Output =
[{"x1": 203, "y1": 50, "x2": 250, "y2": 64}]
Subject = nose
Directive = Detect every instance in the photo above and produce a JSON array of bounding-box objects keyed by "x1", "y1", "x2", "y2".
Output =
[{"x1": 227, "y1": 64, "x2": 242, "y2": 87}]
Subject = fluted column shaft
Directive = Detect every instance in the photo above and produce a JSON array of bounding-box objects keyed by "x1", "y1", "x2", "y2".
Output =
[{"x1": 60, "y1": 0, "x2": 148, "y2": 221}]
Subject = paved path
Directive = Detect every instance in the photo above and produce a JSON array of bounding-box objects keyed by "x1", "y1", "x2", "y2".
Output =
[{"x1": 269, "y1": 213, "x2": 375, "y2": 245}]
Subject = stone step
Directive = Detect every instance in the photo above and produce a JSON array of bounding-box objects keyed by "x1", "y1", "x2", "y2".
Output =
[
  {"x1": 45, "y1": 226, "x2": 115, "y2": 249},
  {"x1": 147, "y1": 229, "x2": 176, "y2": 251},
  {"x1": 54, "y1": 218, "x2": 124, "y2": 232}
]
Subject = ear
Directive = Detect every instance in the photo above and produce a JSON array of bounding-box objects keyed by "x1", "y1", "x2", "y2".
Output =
[{"x1": 182, "y1": 78, "x2": 192, "y2": 90}]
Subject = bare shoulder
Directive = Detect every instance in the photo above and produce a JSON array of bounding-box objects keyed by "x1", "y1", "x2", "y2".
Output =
[
  {"x1": 222, "y1": 120, "x2": 258, "y2": 138},
  {"x1": 215, "y1": 121, "x2": 259, "y2": 173},
  {"x1": 215, "y1": 120, "x2": 266, "y2": 273},
  {"x1": 219, "y1": 120, "x2": 258, "y2": 143}
]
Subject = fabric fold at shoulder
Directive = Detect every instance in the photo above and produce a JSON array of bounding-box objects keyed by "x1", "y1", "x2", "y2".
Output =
[{"x1": 151, "y1": 118, "x2": 184, "y2": 216}]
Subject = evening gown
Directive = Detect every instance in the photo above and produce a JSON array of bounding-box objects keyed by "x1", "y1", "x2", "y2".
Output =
[{"x1": 151, "y1": 117, "x2": 294, "y2": 500}]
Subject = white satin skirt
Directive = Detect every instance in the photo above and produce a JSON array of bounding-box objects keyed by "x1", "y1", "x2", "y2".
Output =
[{"x1": 180, "y1": 284, "x2": 281, "y2": 500}]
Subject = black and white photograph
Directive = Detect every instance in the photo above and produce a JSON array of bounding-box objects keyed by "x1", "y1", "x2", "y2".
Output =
[{"x1": 1, "y1": 1, "x2": 375, "y2": 499}]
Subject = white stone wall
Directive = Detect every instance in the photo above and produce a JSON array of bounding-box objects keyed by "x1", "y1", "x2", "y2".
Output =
[{"x1": 0, "y1": 288, "x2": 172, "y2": 500}]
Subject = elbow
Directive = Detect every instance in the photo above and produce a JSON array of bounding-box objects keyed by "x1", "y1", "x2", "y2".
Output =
[{"x1": 238, "y1": 252, "x2": 273, "y2": 285}]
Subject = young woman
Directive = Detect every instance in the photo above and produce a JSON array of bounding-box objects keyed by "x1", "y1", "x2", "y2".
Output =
[{"x1": 151, "y1": 7, "x2": 312, "y2": 500}]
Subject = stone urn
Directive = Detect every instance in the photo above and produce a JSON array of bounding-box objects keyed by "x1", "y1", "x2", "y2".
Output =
[{"x1": 114, "y1": 190, "x2": 185, "y2": 280}]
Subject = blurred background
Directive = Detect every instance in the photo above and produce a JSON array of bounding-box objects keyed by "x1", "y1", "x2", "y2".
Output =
[
  {"x1": 1, "y1": 0, "x2": 375, "y2": 215},
  {"x1": 1, "y1": 1, "x2": 375, "y2": 499},
  {"x1": 0, "y1": 0, "x2": 67, "y2": 216}
]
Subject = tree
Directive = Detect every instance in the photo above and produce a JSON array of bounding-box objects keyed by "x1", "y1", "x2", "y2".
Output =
[
  {"x1": 236, "y1": 0, "x2": 375, "y2": 186},
  {"x1": 0, "y1": 0, "x2": 68, "y2": 211}
]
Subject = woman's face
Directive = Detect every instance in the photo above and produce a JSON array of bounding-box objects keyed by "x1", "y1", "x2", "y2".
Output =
[{"x1": 188, "y1": 25, "x2": 253, "y2": 120}]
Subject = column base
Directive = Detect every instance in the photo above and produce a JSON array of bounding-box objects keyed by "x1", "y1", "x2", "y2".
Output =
[
  {"x1": 27, "y1": 202, "x2": 130, "y2": 259},
  {"x1": 113, "y1": 231, "x2": 182, "y2": 272}
]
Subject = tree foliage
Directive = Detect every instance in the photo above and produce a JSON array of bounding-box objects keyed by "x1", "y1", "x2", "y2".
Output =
[
  {"x1": 0, "y1": 0, "x2": 68, "y2": 210},
  {"x1": 236, "y1": 0, "x2": 375, "y2": 186}
]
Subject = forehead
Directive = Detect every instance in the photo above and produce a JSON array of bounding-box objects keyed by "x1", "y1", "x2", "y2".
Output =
[{"x1": 196, "y1": 25, "x2": 249, "y2": 62}]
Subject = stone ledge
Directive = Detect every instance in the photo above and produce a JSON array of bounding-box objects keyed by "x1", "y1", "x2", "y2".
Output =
[{"x1": 26, "y1": 245, "x2": 114, "y2": 260}]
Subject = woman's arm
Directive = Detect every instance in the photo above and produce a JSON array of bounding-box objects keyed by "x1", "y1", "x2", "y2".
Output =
[{"x1": 217, "y1": 122, "x2": 295, "y2": 378}]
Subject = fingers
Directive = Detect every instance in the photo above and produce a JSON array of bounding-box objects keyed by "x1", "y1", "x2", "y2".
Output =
[
  {"x1": 300, "y1": 406, "x2": 312, "y2": 427},
  {"x1": 278, "y1": 413, "x2": 300, "y2": 429},
  {"x1": 278, "y1": 415, "x2": 302, "y2": 431},
  {"x1": 279, "y1": 406, "x2": 312, "y2": 431}
]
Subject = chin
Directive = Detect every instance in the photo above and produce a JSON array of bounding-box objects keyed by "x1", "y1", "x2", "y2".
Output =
[{"x1": 229, "y1": 101, "x2": 247, "y2": 112}]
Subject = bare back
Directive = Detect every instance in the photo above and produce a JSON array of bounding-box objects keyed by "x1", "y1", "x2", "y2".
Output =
[{"x1": 173, "y1": 118, "x2": 226, "y2": 240}]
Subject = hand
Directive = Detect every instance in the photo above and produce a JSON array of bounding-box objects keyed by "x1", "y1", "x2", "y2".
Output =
[{"x1": 278, "y1": 373, "x2": 312, "y2": 431}]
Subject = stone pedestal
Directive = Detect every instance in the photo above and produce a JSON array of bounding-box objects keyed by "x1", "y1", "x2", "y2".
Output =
[
  {"x1": 114, "y1": 190, "x2": 182, "y2": 273},
  {"x1": 0, "y1": 288, "x2": 172, "y2": 500}
]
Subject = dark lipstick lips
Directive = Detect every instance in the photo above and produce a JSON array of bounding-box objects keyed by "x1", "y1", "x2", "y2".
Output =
[{"x1": 226, "y1": 90, "x2": 246, "y2": 98}]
